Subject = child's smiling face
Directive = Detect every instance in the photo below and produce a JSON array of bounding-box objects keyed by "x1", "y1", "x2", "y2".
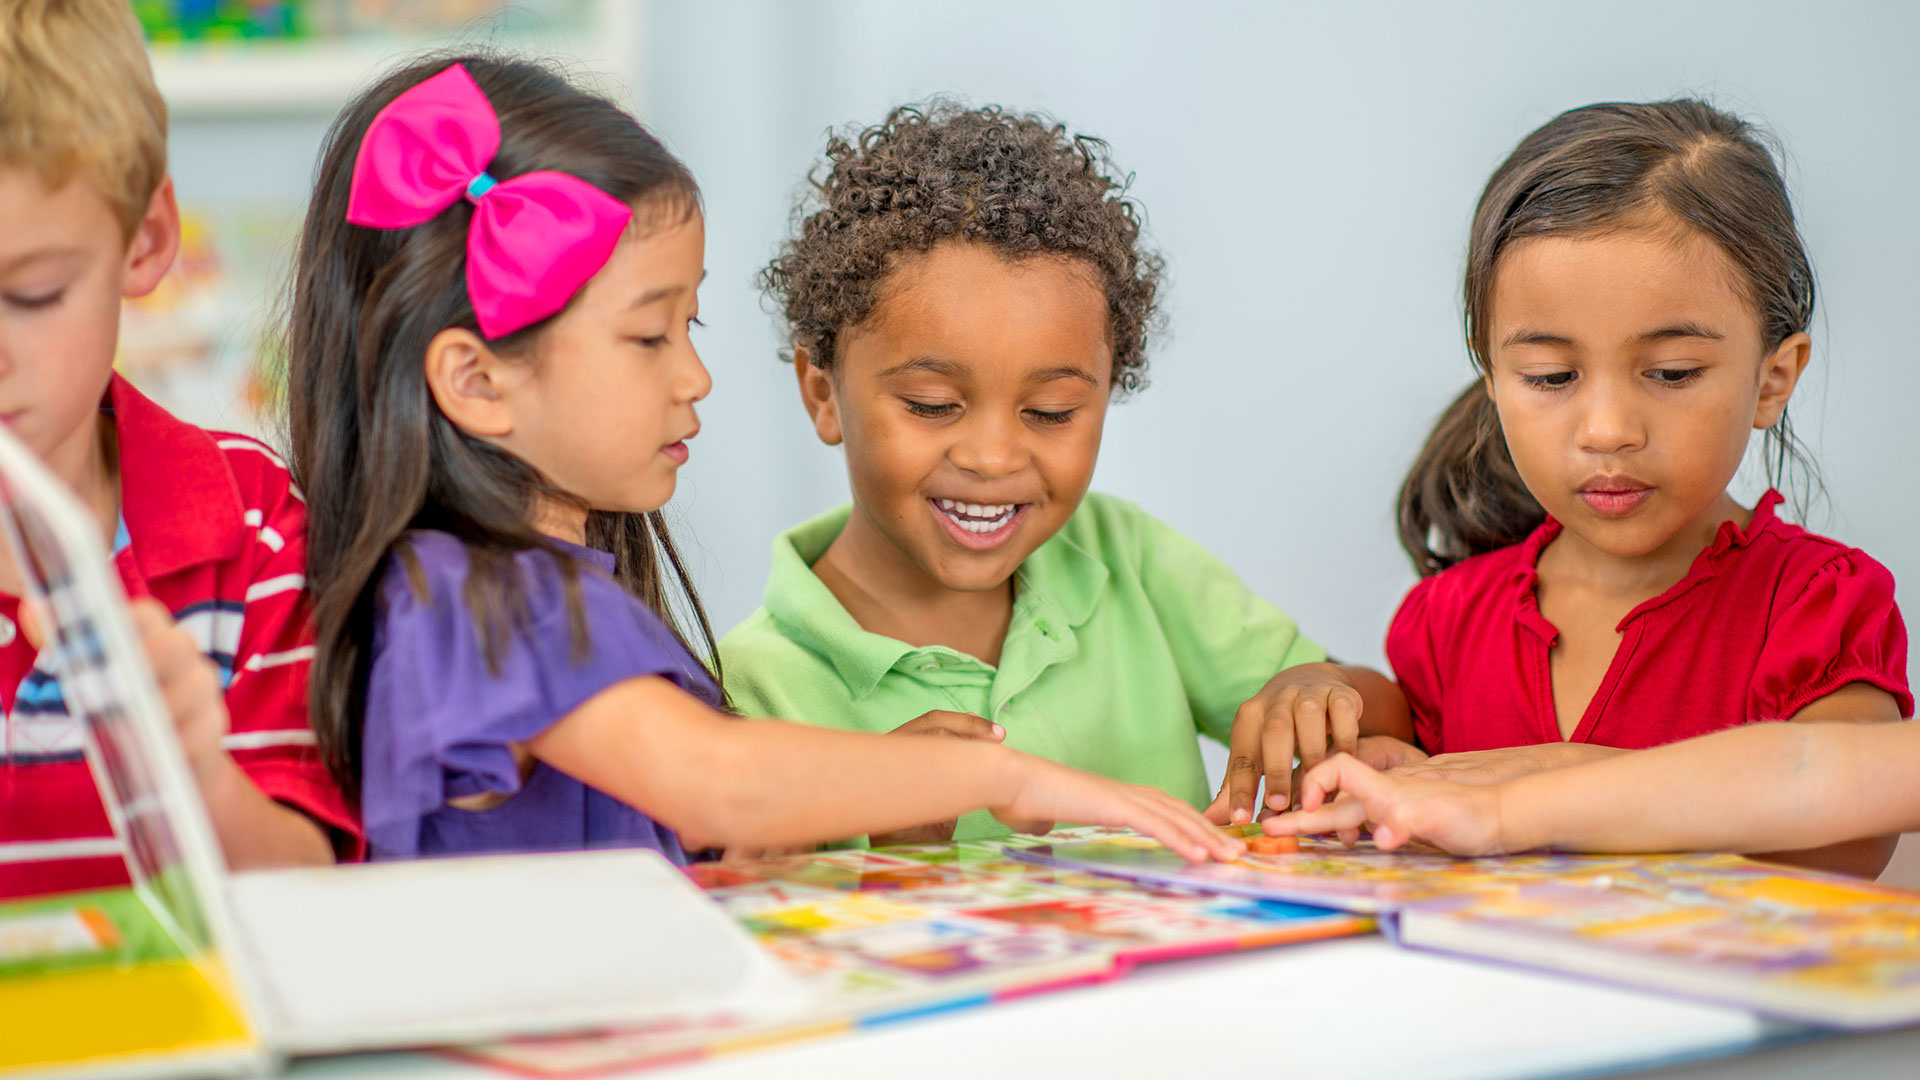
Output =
[
  {"x1": 801, "y1": 241, "x2": 1113, "y2": 594},
  {"x1": 1485, "y1": 224, "x2": 1808, "y2": 564}
]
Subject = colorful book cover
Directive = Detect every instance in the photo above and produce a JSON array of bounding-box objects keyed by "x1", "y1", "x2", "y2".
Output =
[
  {"x1": 1010, "y1": 830, "x2": 1920, "y2": 1028},
  {"x1": 445, "y1": 832, "x2": 1371, "y2": 1076},
  {"x1": 1398, "y1": 861, "x2": 1920, "y2": 1029},
  {"x1": 0, "y1": 887, "x2": 260, "y2": 1077}
]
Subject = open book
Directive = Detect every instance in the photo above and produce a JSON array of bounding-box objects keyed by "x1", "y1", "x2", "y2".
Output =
[
  {"x1": 1011, "y1": 830, "x2": 1920, "y2": 1029},
  {"x1": 0, "y1": 424, "x2": 794, "y2": 1078},
  {"x1": 448, "y1": 831, "x2": 1371, "y2": 1076}
]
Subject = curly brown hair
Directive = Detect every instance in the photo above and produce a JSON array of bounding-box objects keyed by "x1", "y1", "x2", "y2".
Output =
[{"x1": 761, "y1": 100, "x2": 1164, "y2": 395}]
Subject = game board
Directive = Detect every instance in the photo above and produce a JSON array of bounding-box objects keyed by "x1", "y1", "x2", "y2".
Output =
[
  {"x1": 1009, "y1": 829, "x2": 1747, "y2": 913},
  {"x1": 447, "y1": 832, "x2": 1372, "y2": 1076},
  {"x1": 1010, "y1": 830, "x2": 1920, "y2": 1028}
]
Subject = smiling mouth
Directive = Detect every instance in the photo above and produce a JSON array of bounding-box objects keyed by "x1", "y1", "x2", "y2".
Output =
[
  {"x1": 934, "y1": 498, "x2": 1021, "y2": 533},
  {"x1": 928, "y1": 497, "x2": 1031, "y2": 551}
]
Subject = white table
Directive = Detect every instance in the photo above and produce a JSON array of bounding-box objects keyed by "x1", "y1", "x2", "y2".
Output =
[{"x1": 287, "y1": 937, "x2": 1918, "y2": 1080}]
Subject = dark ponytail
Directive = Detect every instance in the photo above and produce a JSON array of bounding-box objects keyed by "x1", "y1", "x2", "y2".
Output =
[
  {"x1": 1397, "y1": 381, "x2": 1541, "y2": 575},
  {"x1": 1403, "y1": 98, "x2": 1821, "y2": 576}
]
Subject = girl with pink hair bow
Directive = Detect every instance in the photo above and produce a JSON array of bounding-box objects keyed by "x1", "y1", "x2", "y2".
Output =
[{"x1": 283, "y1": 55, "x2": 1242, "y2": 865}]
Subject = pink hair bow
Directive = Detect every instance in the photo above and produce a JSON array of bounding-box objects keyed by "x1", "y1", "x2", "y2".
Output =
[{"x1": 345, "y1": 63, "x2": 632, "y2": 339}]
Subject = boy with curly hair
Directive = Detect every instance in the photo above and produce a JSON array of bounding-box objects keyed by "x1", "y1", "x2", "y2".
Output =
[
  {"x1": 0, "y1": 0, "x2": 359, "y2": 897},
  {"x1": 724, "y1": 102, "x2": 1408, "y2": 845}
]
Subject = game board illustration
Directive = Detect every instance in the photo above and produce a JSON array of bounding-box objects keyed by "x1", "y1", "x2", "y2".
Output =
[
  {"x1": 1398, "y1": 861, "x2": 1920, "y2": 1029},
  {"x1": 1010, "y1": 829, "x2": 1920, "y2": 1028},
  {"x1": 446, "y1": 832, "x2": 1371, "y2": 1076},
  {"x1": 1008, "y1": 829, "x2": 1747, "y2": 913}
]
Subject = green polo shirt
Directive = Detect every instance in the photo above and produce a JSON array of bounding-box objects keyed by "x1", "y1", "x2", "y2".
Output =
[{"x1": 718, "y1": 493, "x2": 1326, "y2": 841}]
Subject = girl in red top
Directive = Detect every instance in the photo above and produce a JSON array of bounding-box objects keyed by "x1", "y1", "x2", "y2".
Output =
[{"x1": 1257, "y1": 100, "x2": 1910, "y2": 877}]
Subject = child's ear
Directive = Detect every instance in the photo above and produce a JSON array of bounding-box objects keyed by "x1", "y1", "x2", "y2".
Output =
[
  {"x1": 1753, "y1": 332, "x2": 1811, "y2": 430},
  {"x1": 424, "y1": 328, "x2": 517, "y2": 439},
  {"x1": 122, "y1": 178, "x2": 181, "y2": 299},
  {"x1": 793, "y1": 345, "x2": 843, "y2": 446}
]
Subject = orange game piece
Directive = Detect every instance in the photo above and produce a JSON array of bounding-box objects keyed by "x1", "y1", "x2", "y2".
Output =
[{"x1": 1246, "y1": 834, "x2": 1300, "y2": 855}]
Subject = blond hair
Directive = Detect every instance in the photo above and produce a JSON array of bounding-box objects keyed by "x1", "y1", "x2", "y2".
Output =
[{"x1": 0, "y1": 0, "x2": 167, "y2": 237}]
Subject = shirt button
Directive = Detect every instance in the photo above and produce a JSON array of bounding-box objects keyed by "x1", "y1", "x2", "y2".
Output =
[
  {"x1": 0, "y1": 615, "x2": 15, "y2": 647},
  {"x1": 1036, "y1": 621, "x2": 1053, "y2": 638},
  {"x1": 918, "y1": 660, "x2": 939, "y2": 672}
]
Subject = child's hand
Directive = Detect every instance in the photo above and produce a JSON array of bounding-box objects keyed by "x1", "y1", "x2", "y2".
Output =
[
  {"x1": 1207, "y1": 663, "x2": 1365, "y2": 825},
  {"x1": 871, "y1": 710, "x2": 1006, "y2": 846},
  {"x1": 1357, "y1": 734, "x2": 1428, "y2": 771},
  {"x1": 128, "y1": 598, "x2": 230, "y2": 775},
  {"x1": 1262, "y1": 753, "x2": 1510, "y2": 856},
  {"x1": 995, "y1": 755, "x2": 1245, "y2": 863}
]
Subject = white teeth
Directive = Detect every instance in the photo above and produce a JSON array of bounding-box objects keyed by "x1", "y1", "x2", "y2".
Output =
[{"x1": 934, "y1": 498, "x2": 1019, "y2": 534}]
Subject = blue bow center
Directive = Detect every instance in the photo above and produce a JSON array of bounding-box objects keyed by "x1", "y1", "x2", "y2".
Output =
[{"x1": 465, "y1": 171, "x2": 498, "y2": 203}]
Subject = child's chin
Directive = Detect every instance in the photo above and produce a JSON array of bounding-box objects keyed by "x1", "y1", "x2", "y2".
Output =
[{"x1": 922, "y1": 549, "x2": 1023, "y2": 593}]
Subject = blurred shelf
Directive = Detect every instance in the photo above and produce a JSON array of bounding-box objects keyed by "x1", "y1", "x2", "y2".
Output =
[
  {"x1": 152, "y1": 38, "x2": 426, "y2": 116},
  {"x1": 150, "y1": 1, "x2": 642, "y2": 118}
]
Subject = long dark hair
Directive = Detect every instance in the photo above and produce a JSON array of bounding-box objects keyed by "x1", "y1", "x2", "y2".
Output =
[
  {"x1": 287, "y1": 54, "x2": 720, "y2": 802},
  {"x1": 1399, "y1": 99, "x2": 1820, "y2": 575}
]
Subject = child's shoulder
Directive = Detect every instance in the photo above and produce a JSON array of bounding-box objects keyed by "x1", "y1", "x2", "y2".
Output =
[
  {"x1": 379, "y1": 532, "x2": 624, "y2": 627},
  {"x1": 1052, "y1": 491, "x2": 1180, "y2": 562},
  {"x1": 108, "y1": 375, "x2": 303, "y2": 567},
  {"x1": 1406, "y1": 537, "x2": 1536, "y2": 598},
  {"x1": 1734, "y1": 495, "x2": 1897, "y2": 600},
  {"x1": 204, "y1": 430, "x2": 298, "y2": 496}
]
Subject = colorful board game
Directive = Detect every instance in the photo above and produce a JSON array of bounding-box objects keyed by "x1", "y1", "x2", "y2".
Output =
[
  {"x1": 1009, "y1": 829, "x2": 1747, "y2": 913},
  {"x1": 1011, "y1": 830, "x2": 1920, "y2": 1028},
  {"x1": 446, "y1": 832, "x2": 1372, "y2": 1076}
]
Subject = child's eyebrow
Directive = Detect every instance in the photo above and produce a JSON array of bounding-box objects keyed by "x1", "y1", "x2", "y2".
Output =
[
  {"x1": 1503, "y1": 322, "x2": 1726, "y2": 349},
  {"x1": 0, "y1": 246, "x2": 84, "y2": 274},
  {"x1": 1029, "y1": 365, "x2": 1098, "y2": 386},
  {"x1": 1501, "y1": 329, "x2": 1574, "y2": 349},
  {"x1": 624, "y1": 271, "x2": 707, "y2": 310},
  {"x1": 880, "y1": 356, "x2": 965, "y2": 379},
  {"x1": 1637, "y1": 322, "x2": 1724, "y2": 343}
]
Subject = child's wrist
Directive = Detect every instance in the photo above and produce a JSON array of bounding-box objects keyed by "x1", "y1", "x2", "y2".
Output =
[
  {"x1": 185, "y1": 745, "x2": 241, "y2": 808},
  {"x1": 1490, "y1": 778, "x2": 1546, "y2": 854}
]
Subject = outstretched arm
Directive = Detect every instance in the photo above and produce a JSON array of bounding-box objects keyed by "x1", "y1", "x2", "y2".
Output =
[
  {"x1": 529, "y1": 675, "x2": 1245, "y2": 862},
  {"x1": 1267, "y1": 719, "x2": 1920, "y2": 858}
]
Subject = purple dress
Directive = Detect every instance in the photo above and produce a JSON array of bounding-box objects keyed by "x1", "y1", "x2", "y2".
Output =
[{"x1": 361, "y1": 531, "x2": 718, "y2": 863}]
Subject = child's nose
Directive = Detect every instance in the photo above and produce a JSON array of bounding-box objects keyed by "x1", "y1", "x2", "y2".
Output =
[
  {"x1": 678, "y1": 344, "x2": 713, "y2": 403},
  {"x1": 948, "y1": 412, "x2": 1028, "y2": 478},
  {"x1": 1577, "y1": 380, "x2": 1647, "y2": 455}
]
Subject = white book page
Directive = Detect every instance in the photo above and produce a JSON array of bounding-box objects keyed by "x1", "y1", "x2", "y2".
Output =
[{"x1": 227, "y1": 848, "x2": 800, "y2": 1054}]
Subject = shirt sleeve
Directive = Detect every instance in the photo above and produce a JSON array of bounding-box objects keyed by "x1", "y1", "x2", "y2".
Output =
[
  {"x1": 1136, "y1": 507, "x2": 1327, "y2": 745},
  {"x1": 222, "y1": 472, "x2": 365, "y2": 860},
  {"x1": 1751, "y1": 550, "x2": 1913, "y2": 720},
  {"x1": 1385, "y1": 576, "x2": 1447, "y2": 754},
  {"x1": 360, "y1": 542, "x2": 713, "y2": 857}
]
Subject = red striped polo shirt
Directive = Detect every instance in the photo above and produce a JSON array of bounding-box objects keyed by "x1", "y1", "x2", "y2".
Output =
[{"x1": 0, "y1": 375, "x2": 364, "y2": 899}]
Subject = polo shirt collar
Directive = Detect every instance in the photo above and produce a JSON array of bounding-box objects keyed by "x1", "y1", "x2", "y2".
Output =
[
  {"x1": 761, "y1": 504, "x2": 1111, "y2": 699},
  {"x1": 108, "y1": 374, "x2": 246, "y2": 580}
]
